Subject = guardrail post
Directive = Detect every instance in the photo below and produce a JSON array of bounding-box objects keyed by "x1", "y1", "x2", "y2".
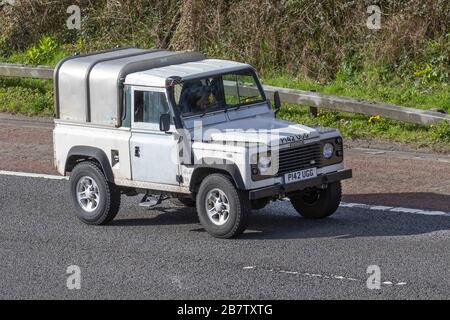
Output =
[{"x1": 309, "y1": 106, "x2": 318, "y2": 117}]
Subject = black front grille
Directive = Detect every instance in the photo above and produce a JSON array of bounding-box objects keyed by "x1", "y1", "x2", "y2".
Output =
[{"x1": 275, "y1": 143, "x2": 322, "y2": 175}]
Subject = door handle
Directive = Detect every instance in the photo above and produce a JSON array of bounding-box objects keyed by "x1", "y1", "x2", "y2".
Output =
[{"x1": 134, "y1": 146, "x2": 140, "y2": 157}]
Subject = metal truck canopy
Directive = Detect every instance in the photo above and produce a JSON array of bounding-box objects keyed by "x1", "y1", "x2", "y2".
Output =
[{"x1": 54, "y1": 47, "x2": 205, "y2": 126}]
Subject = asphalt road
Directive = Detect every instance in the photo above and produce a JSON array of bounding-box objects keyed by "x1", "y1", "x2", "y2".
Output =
[
  {"x1": 1, "y1": 174, "x2": 449, "y2": 299},
  {"x1": 3, "y1": 113, "x2": 450, "y2": 212}
]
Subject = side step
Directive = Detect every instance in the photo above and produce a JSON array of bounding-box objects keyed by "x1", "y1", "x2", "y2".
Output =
[{"x1": 138, "y1": 193, "x2": 169, "y2": 208}]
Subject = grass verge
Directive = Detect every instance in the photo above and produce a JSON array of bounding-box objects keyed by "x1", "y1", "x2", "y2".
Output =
[
  {"x1": 0, "y1": 40, "x2": 449, "y2": 150},
  {"x1": 0, "y1": 78, "x2": 53, "y2": 116},
  {"x1": 263, "y1": 73, "x2": 450, "y2": 151}
]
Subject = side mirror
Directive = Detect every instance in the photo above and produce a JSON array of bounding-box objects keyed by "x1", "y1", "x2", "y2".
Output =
[
  {"x1": 273, "y1": 91, "x2": 281, "y2": 114},
  {"x1": 159, "y1": 113, "x2": 171, "y2": 132}
]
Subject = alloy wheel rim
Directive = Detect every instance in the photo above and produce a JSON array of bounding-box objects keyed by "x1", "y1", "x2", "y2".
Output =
[
  {"x1": 76, "y1": 176, "x2": 100, "y2": 212},
  {"x1": 205, "y1": 188, "x2": 230, "y2": 226}
]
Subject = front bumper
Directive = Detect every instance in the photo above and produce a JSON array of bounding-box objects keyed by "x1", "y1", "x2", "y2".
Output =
[{"x1": 248, "y1": 169, "x2": 352, "y2": 200}]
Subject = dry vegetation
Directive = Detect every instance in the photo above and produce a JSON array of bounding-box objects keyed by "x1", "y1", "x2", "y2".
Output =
[
  {"x1": 0, "y1": 0, "x2": 449, "y2": 149},
  {"x1": 1, "y1": 0, "x2": 448, "y2": 81}
]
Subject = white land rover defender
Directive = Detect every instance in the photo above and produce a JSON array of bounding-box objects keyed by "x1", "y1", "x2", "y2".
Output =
[{"x1": 53, "y1": 47, "x2": 352, "y2": 238}]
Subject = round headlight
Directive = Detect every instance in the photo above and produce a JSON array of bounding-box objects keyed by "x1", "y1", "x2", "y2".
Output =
[
  {"x1": 257, "y1": 157, "x2": 271, "y2": 173},
  {"x1": 323, "y1": 143, "x2": 334, "y2": 159}
]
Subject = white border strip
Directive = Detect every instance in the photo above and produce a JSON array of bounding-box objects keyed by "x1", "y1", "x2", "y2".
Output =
[
  {"x1": 0, "y1": 170, "x2": 68, "y2": 180},
  {"x1": 340, "y1": 202, "x2": 450, "y2": 217}
]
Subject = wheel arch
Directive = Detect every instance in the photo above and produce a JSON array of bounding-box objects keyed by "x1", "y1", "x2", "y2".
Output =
[
  {"x1": 65, "y1": 146, "x2": 114, "y2": 183},
  {"x1": 189, "y1": 160, "x2": 245, "y2": 193}
]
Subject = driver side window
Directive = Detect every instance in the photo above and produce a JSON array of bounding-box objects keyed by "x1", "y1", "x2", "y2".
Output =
[{"x1": 134, "y1": 90, "x2": 170, "y2": 124}]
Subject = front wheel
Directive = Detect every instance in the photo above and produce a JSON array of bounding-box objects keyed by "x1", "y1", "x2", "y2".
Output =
[
  {"x1": 290, "y1": 181, "x2": 342, "y2": 219},
  {"x1": 196, "y1": 174, "x2": 249, "y2": 238},
  {"x1": 69, "y1": 161, "x2": 121, "y2": 225}
]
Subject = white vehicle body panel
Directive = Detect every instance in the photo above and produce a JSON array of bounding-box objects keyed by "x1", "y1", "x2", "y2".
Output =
[
  {"x1": 54, "y1": 116, "x2": 344, "y2": 192},
  {"x1": 130, "y1": 129, "x2": 180, "y2": 185},
  {"x1": 53, "y1": 121, "x2": 132, "y2": 179},
  {"x1": 196, "y1": 115, "x2": 320, "y2": 145}
]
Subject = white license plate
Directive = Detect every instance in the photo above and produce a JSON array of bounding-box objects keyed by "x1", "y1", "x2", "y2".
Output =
[{"x1": 284, "y1": 168, "x2": 317, "y2": 184}]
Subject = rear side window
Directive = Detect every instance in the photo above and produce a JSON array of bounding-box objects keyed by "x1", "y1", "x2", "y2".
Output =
[
  {"x1": 134, "y1": 90, "x2": 170, "y2": 124},
  {"x1": 122, "y1": 85, "x2": 132, "y2": 128}
]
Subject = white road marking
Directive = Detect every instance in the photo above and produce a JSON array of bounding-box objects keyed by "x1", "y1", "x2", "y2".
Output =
[
  {"x1": 0, "y1": 170, "x2": 449, "y2": 217},
  {"x1": 390, "y1": 207, "x2": 422, "y2": 213},
  {"x1": 0, "y1": 170, "x2": 68, "y2": 180},
  {"x1": 340, "y1": 202, "x2": 450, "y2": 217},
  {"x1": 244, "y1": 266, "x2": 407, "y2": 287},
  {"x1": 364, "y1": 151, "x2": 386, "y2": 155},
  {"x1": 370, "y1": 205, "x2": 394, "y2": 211}
]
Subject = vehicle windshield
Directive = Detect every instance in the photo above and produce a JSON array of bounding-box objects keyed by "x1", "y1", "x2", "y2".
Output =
[{"x1": 172, "y1": 69, "x2": 265, "y2": 117}]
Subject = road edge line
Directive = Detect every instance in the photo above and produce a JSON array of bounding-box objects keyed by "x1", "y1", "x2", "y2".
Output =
[
  {"x1": 340, "y1": 202, "x2": 450, "y2": 217},
  {"x1": 0, "y1": 170, "x2": 68, "y2": 180},
  {"x1": 1, "y1": 171, "x2": 448, "y2": 216}
]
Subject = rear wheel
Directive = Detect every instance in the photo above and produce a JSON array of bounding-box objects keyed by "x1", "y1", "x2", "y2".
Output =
[
  {"x1": 196, "y1": 174, "x2": 249, "y2": 238},
  {"x1": 69, "y1": 161, "x2": 121, "y2": 225},
  {"x1": 290, "y1": 181, "x2": 342, "y2": 219}
]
